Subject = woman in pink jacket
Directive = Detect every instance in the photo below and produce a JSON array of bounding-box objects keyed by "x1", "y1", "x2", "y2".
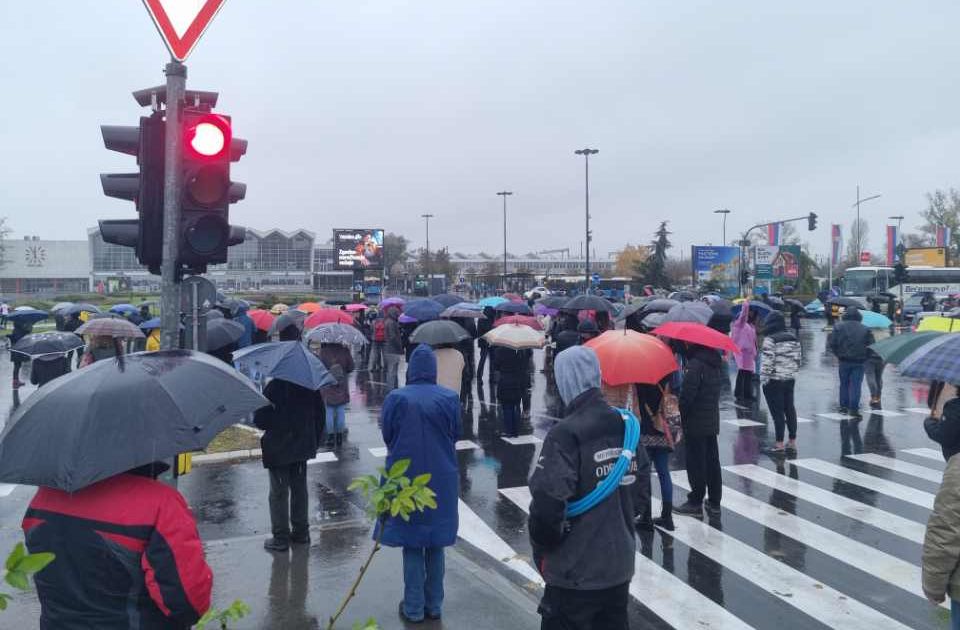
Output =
[{"x1": 731, "y1": 301, "x2": 758, "y2": 401}]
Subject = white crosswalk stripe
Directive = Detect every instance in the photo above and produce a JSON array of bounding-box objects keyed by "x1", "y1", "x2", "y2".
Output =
[
  {"x1": 845, "y1": 453, "x2": 943, "y2": 483},
  {"x1": 724, "y1": 464, "x2": 926, "y2": 543},
  {"x1": 670, "y1": 471, "x2": 938, "y2": 606},
  {"x1": 0, "y1": 484, "x2": 16, "y2": 498},
  {"x1": 500, "y1": 486, "x2": 754, "y2": 630},
  {"x1": 791, "y1": 458, "x2": 935, "y2": 509},
  {"x1": 902, "y1": 447, "x2": 944, "y2": 462}
]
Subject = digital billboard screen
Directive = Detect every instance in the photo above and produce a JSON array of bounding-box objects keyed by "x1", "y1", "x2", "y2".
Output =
[{"x1": 333, "y1": 229, "x2": 385, "y2": 270}]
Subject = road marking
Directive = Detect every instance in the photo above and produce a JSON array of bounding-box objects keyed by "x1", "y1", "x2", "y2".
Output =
[
  {"x1": 796, "y1": 417, "x2": 815, "y2": 423},
  {"x1": 902, "y1": 447, "x2": 943, "y2": 462},
  {"x1": 816, "y1": 412, "x2": 856, "y2": 420},
  {"x1": 369, "y1": 441, "x2": 479, "y2": 458},
  {"x1": 456, "y1": 497, "x2": 544, "y2": 587},
  {"x1": 725, "y1": 464, "x2": 925, "y2": 544},
  {"x1": 903, "y1": 407, "x2": 932, "y2": 415},
  {"x1": 368, "y1": 447, "x2": 388, "y2": 458},
  {"x1": 306, "y1": 452, "x2": 338, "y2": 465},
  {"x1": 671, "y1": 471, "x2": 940, "y2": 607},
  {"x1": 500, "y1": 435, "x2": 542, "y2": 445},
  {"x1": 845, "y1": 453, "x2": 943, "y2": 483},
  {"x1": 865, "y1": 410, "x2": 906, "y2": 417},
  {"x1": 648, "y1": 495, "x2": 914, "y2": 629},
  {"x1": 791, "y1": 459, "x2": 935, "y2": 509},
  {"x1": 0, "y1": 484, "x2": 17, "y2": 498},
  {"x1": 723, "y1": 419, "x2": 764, "y2": 427},
  {"x1": 501, "y1": 487, "x2": 754, "y2": 630}
]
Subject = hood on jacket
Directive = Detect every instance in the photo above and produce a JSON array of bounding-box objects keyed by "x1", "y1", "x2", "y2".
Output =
[
  {"x1": 763, "y1": 311, "x2": 787, "y2": 335},
  {"x1": 407, "y1": 344, "x2": 437, "y2": 385},
  {"x1": 842, "y1": 307, "x2": 862, "y2": 321},
  {"x1": 555, "y1": 346, "x2": 601, "y2": 405}
]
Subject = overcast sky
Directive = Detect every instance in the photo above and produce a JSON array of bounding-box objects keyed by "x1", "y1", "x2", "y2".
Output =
[{"x1": 3, "y1": 1, "x2": 959, "y2": 260}]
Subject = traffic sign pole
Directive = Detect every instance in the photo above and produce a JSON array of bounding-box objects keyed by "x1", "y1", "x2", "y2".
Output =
[{"x1": 160, "y1": 61, "x2": 186, "y2": 350}]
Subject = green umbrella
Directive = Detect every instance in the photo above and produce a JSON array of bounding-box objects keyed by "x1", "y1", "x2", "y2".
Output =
[{"x1": 869, "y1": 331, "x2": 945, "y2": 364}]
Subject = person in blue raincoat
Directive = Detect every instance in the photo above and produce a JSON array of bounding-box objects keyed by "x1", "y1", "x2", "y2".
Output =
[{"x1": 378, "y1": 344, "x2": 461, "y2": 624}]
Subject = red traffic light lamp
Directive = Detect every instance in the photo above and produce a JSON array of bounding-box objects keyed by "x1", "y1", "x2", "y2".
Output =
[{"x1": 184, "y1": 113, "x2": 231, "y2": 160}]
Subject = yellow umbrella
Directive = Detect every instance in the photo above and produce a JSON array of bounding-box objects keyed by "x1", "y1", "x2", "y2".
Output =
[{"x1": 916, "y1": 316, "x2": 960, "y2": 332}]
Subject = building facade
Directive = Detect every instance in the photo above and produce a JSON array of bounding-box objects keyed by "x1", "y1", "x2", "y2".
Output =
[
  {"x1": 0, "y1": 237, "x2": 90, "y2": 295},
  {"x1": 447, "y1": 252, "x2": 615, "y2": 277}
]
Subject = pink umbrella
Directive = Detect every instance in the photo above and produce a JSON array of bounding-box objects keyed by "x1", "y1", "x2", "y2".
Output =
[{"x1": 344, "y1": 304, "x2": 368, "y2": 312}]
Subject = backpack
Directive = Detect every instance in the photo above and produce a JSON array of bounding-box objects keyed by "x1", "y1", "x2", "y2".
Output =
[{"x1": 373, "y1": 319, "x2": 386, "y2": 342}]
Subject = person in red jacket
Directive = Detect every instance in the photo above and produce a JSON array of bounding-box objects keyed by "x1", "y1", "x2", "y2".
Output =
[{"x1": 22, "y1": 464, "x2": 212, "y2": 629}]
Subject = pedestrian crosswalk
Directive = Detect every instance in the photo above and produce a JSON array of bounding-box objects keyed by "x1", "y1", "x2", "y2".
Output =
[{"x1": 481, "y1": 449, "x2": 949, "y2": 629}]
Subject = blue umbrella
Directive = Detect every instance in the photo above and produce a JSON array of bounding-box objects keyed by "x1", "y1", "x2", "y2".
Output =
[
  {"x1": 900, "y1": 334, "x2": 960, "y2": 383},
  {"x1": 109, "y1": 303, "x2": 139, "y2": 315},
  {"x1": 403, "y1": 299, "x2": 445, "y2": 322},
  {"x1": 496, "y1": 302, "x2": 532, "y2": 315},
  {"x1": 139, "y1": 317, "x2": 161, "y2": 331},
  {"x1": 478, "y1": 296, "x2": 508, "y2": 308},
  {"x1": 861, "y1": 311, "x2": 893, "y2": 329},
  {"x1": 7, "y1": 309, "x2": 48, "y2": 324},
  {"x1": 731, "y1": 302, "x2": 774, "y2": 319},
  {"x1": 233, "y1": 341, "x2": 336, "y2": 390}
]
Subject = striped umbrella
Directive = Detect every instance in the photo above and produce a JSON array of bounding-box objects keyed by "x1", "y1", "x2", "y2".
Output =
[
  {"x1": 76, "y1": 318, "x2": 144, "y2": 339},
  {"x1": 900, "y1": 334, "x2": 960, "y2": 383},
  {"x1": 869, "y1": 331, "x2": 944, "y2": 365}
]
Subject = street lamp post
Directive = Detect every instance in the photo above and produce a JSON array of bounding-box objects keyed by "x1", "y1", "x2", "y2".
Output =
[
  {"x1": 714, "y1": 208, "x2": 731, "y2": 245},
  {"x1": 421, "y1": 213, "x2": 434, "y2": 294},
  {"x1": 853, "y1": 185, "x2": 881, "y2": 261},
  {"x1": 497, "y1": 191, "x2": 513, "y2": 291},
  {"x1": 575, "y1": 148, "x2": 598, "y2": 290},
  {"x1": 889, "y1": 214, "x2": 904, "y2": 235}
]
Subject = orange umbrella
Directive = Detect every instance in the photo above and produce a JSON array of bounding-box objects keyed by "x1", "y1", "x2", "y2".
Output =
[
  {"x1": 296, "y1": 302, "x2": 323, "y2": 314},
  {"x1": 247, "y1": 309, "x2": 275, "y2": 332},
  {"x1": 584, "y1": 330, "x2": 678, "y2": 386},
  {"x1": 305, "y1": 308, "x2": 354, "y2": 328},
  {"x1": 652, "y1": 321, "x2": 740, "y2": 354}
]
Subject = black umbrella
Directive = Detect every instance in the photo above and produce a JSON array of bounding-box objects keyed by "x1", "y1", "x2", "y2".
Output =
[
  {"x1": 7, "y1": 309, "x2": 49, "y2": 324},
  {"x1": 207, "y1": 318, "x2": 245, "y2": 351},
  {"x1": 764, "y1": 295, "x2": 786, "y2": 309},
  {"x1": 640, "y1": 298, "x2": 678, "y2": 314},
  {"x1": 64, "y1": 303, "x2": 102, "y2": 315},
  {"x1": 11, "y1": 332, "x2": 84, "y2": 358},
  {"x1": 828, "y1": 297, "x2": 862, "y2": 308},
  {"x1": 268, "y1": 311, "x2": 307, "y2": 335},
  {"x1": 562, "y1": 295, "x2": 615, "y2": 313},
  {"x1": 784, "y1": 298, "x2": 805, "y2": 310},
  {"x1": 431, "y1": 294, "x2": 463, "y2": 308},
  {"x1": 0, "y1": 350, "x2": 269, "y2": 492},
  {"x1": 496, "y1": 302, "x2": 533, "y2": 315},
  {"x1": 538, "y1": 296, "x2": 569, "y2": 309},
  {"x1": 409, "y1": 320, "x2": 470, "y2": 346},
  {"x1": 707, "y1": 300, "x2": 734, "y2": 334},
  {"x1": 669, "y1": 291, "x2": 697, "y2": 302}
]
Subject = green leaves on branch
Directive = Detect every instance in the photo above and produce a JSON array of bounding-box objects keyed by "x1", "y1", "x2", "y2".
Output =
[
  {"x1": 346, "y1": 458, "x2": 437, "y2": 522},
  {"x1": 196, "y1": 599, "x2": 251, "y2": 630},
  {"x1": 351, "y1": 618, "x2": 380, "y2": 630},
  {"x1": 1, "y1": 542, "x2": 55, "y2": 613}
]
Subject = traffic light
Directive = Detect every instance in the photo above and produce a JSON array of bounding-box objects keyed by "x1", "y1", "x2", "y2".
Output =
[
  {"x1": 894, "y1": 261, "x2": 907, "y2": 285},
  {"x1": 99, "y1": 114, "x2": 165, "y2": 274},
  {"x1": 178, "y1": 109, "x2": 247, "y2": 273},
  {"x1": 740, "y1": 269, "x2": 750, "y2": 286},
  {"x1": 807, "y1": 212, "x2": 818, "y2": 231}
]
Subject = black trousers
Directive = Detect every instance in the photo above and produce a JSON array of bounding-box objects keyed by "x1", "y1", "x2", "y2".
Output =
[
  {"x1": 539, "y1": 582, "x2": 629, "y2": 630},
  {"x1": 268, "y1": 462, "x2": 309, "y2": 542},
  {"x1": 734, "y1": 369, "x2": 754, "y2": 400},
  {"x1": 477, "y1": 343, "x2": 493, "y2": 382},
  {"x1": 763, "y1": 379, "x2": 797, "y2": 442},
  {"x1": 684, "y1": 435, "x2": 721, "y2": 506}
]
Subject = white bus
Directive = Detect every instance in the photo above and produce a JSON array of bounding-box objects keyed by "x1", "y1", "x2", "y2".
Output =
[{"x1": 841, "y1": 266, "x2": 960, "y2": 306}]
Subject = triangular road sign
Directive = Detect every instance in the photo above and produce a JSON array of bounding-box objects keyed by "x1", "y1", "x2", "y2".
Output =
[{"x1": 142, "y1": 0, "x2": 226, "y2": 62}]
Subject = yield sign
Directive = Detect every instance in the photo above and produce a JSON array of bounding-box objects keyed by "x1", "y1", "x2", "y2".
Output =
[{"x1": 142, "y1": 0, "x2": 227, "y2": 61}]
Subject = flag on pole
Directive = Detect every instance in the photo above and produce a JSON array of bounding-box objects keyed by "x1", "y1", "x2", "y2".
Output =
[
  {"x1": 830, "y1": 224, "x2": 842, "y2": 266},
  {"x1": 767, "y1": 223, "x2": 781, "y2": 246},
  {"x1": 936, "y1": 225, "x2": 952, "y2": 247},
  {"x1": 886, "y1": 225, "x2": 899, "y2": 266}
]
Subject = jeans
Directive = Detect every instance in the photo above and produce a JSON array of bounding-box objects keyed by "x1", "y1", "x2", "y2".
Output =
[
  {"x1": 838, "y1": 361, "x2": 865, "y2": 411},
  {"x1": 684, "y1": 435, "x2": 721, "y2": 506},
  {"x1": 649, "y1": 447, "x2": 673, "y2": 503},
  {"x1": 384, "y1": 353, "x2": 402, "y2": 392},
  {"x1": 402, "y1": 546, "x2": 445, "y2": 621},
  {"x1": 502, "y1": 403, "x2": 520, "y2": 437},
  {"x1": 952, "y1": 598, "x2": 960, "y2": 630},
  {"x1": 865, "y1": 356, "x2": 884, "y2": 400},
  {"x1": 763, "y1": 379, "x2": 797, "y2": 442},
  {"x1": 368, "y1": 342, "x2": 384, "y2": 371},
  {"x1": 325, "y1": 404, "x2": 346, "y2": 435},
  {"x1": 538, "y1": 581, "x2": 629, "y2": 630},
  {"x1": 268, "y1": 462, "x2": 309, "y2": 542}
]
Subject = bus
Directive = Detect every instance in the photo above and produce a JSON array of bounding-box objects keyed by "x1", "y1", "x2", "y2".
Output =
[{"x1": 840, "y1": 266, "x2": 960, "y2": 306}]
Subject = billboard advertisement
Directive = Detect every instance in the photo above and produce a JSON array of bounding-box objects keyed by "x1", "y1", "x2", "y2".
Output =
[
  {"x1": 754, "y1": 245, "x2": 801, "y2": 280},
  {"x1": 333, "y1": 229, "x2": 385, "y2": 270},
  {"x1": 905, "y1": 247, "x2": 948, "y2": 267},
  {"x1": 691, "y1": 246, "x2": 740, "y2": 297}
]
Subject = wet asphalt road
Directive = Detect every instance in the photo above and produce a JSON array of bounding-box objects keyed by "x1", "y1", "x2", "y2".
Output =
[{"x1": 0, "y1": 321, "x2": 952, "y2": 629}]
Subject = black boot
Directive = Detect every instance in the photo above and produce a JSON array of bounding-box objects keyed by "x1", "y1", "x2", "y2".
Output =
[{"x1": 653, "y1": 502, "x2": 675, "y2": 531}]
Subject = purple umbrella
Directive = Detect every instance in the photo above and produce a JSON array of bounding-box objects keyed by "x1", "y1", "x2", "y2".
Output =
[
  {"x1": 534, "y1": 304, "x2": 558, "y2": 317},
  {"x1": 399, "y1": 314, "x2": 418, "y2": 324},
  {"x1": 380, "y1": 297, "x2": 405, "y2": 308}
]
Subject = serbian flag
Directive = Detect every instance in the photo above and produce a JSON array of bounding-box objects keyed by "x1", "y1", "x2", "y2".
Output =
[
  {"x1": 886, "y1": 225, "x2": 899, "y2": 265},
  {"x1": 831, "y1": 224, "x2": 842, "y2": 266},
  {"x1": 767, "y1": 223, "x2": 781, "y2": 245},
  {"x1": 936, "y1": 225, "x2": 952, "y2": 247}
]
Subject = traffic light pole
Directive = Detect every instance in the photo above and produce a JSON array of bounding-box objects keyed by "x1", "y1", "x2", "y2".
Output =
[{"x1": 160, "y1": 61, "x2": 186, "y2": 350}]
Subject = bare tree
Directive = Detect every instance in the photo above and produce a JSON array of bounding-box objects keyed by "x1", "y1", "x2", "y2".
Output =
[{"x1": 0, "y1": 218, "x2": 10, "y2": 269}]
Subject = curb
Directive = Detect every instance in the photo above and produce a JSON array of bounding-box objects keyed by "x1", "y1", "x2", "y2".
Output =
[{"x1": 192, "y1": 448, "x2": 262, "y2": 465}]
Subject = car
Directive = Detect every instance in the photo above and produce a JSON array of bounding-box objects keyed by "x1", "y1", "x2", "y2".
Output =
[
  {"x1": 524, "y1": 286, "x2": 551, "y2": 300},
  {"x1": 901, "y1": 292, "x2": 945, "y2": 323}
]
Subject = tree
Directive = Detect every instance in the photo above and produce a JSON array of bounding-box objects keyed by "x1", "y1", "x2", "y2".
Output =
[
  {"x1": 634, "y1": 222, "x2": 672, "y2": 289},
  {"x1": 664, "y1": 257, "x2": 691, "y2": 287},
  {"x1": 845, "y1": 217, "x2": 870, "y2": 264},
  {"x1": 416, "y1": 247, "x2": 457, "y2": 282},
  {"x1": 0, "y1": 218, "x2": 10, "y2": 270},
  {"x1": 614, "y1": 244, "x2": 648, "y2": 276},
  {"x1": 920, "y1": 189, "x2": 960, "y2": 253},
  {"x1": 382, "y1": 233, "x2": 409, "y2": 278}
]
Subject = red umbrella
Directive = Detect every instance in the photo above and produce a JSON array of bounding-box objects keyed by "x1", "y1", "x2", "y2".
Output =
[
  {"x1": 651, "y1": 321, "x2": 740, "y2": 354},
  {"x1": 502, "y1": 293, "x2": 524, "y2": 303},
  {"x1": 494, "y1": 315, "x2": 543, "y2": 331},
  {"x1": 583, "y1": 330, "x2": 677, "y2": 385},
  {"x1": 305, "y1": 308, "x2": 355, "y2": 328},
  {"x1": 247, "y1": 309, "x2": 275, "y2": 332}
]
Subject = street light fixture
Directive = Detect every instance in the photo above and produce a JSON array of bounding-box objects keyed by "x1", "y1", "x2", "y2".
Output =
[
  {"x1": 852, "y1": 185, "x2": 881, "y2": 260},
  {"x1": 575, "y1": 148, "x2": 598, "y2": 289},
  {"x1": 421, "y1": 213, "x2": 434, "y2": 294},
  {"x1": 496, "y1": 191, "x2": 513, "y2": 291},
  {"x1": 714, "y1": 208, "x2": 731, "y2": 245}
]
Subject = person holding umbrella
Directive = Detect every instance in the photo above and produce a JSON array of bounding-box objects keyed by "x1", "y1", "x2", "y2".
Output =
[
  {"x1": 496, "y1": 345, "x2": 530, "y2": 438},
  {"x1": 383, "y1": 305, "x2": 404, "y2": 392},
  {"x1": 476, "y1": 306, "x2": 497, "y2": 385},
  {"x1": 318, "y1": 341, "x2": 355, "y2": 449},
  {"x1": 9, "y1": 318, "x2": 34, "y2": 388},
  {"x1": 828, "y1": 307, "x2": 875, "y2": 416},
  {"x1": 731, "y1": 301, "x2": 758, "y2": 402}
]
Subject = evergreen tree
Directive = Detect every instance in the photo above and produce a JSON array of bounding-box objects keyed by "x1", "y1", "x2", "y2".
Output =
[{"x1": 634, "y1": 221, "x2": 673, "y2": 290}]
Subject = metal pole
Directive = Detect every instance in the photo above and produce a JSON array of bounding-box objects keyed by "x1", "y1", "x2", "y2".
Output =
[
  {"x1": 584, "y1": 154, "x2": 590, "y2": 289},
  {"x1": 160, "y1": 61, "x2": 185, "y2": 350},
  {"x1": 856, "y1": 184, "x2": 861, "y2": 261},
  {"x1": 722, "y1": 213, "x2": 727, "y2": 245},
  {"x1": 421, "y1": 213, "x2": 433, "y2": 294},
  {"x1": 496, "y1": 192, "x2": 512, "y2": 292}
]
